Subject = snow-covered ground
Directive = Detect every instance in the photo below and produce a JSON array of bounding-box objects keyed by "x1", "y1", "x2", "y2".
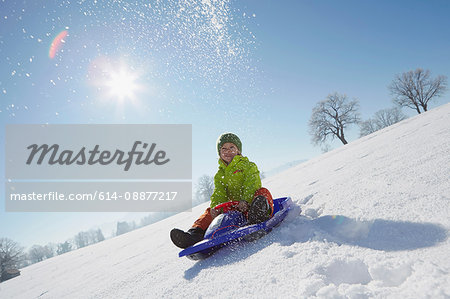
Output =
[{"x1": 1, "y1": 104, "x2": 449, "y2": 298}]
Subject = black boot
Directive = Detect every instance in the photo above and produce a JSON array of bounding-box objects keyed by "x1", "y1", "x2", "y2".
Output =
[
  {"x1": 170, "y1": 227, "x2": 205, "y2": 249},
  {"x1": 248, "y1": 195, "x2": 271, "y2": 225}
]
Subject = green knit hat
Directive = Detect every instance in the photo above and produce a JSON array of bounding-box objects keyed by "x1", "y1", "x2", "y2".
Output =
[{"x1": 217, "y1": 132, "x2": 242, "y2": 155}]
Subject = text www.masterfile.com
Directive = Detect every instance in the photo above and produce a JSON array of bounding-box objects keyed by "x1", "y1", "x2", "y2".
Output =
[{"x1": 9, "y1": 191, "x2": 178, "y2": 201}]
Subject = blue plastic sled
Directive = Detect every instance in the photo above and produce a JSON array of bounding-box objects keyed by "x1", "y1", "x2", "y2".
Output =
[{"x1": 179, "y1": 197, "x2": 293, "y2": 260}]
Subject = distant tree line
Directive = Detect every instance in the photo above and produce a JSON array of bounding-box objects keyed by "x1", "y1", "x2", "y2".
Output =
[
  {"x1": 194, "y1": 174, "x2": 214, "y2": 206},
  {"x1": 309, "y1": 68, "x2": 447, "y2": 150},
  {"x1": 0, "y1": 227, "x2": 107, "y2": 281},
  {"x1": 359, "y1": 107, "x2": 406, "y2": 137},
  {"x1": 0, "y1": 175, "x2": 219, "y2": 282}
]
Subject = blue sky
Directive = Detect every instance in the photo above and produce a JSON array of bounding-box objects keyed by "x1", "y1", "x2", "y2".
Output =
[{"x1": 1, "y1": 0, "x2": 449, "y2": 249}]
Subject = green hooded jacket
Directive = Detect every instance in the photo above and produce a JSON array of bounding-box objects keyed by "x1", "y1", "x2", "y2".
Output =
[{"x1": 210, "y1": 155, "x2": 262, "y2": 208}]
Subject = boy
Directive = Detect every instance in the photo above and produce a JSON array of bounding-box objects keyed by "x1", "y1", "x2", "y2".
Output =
[{"x1": 170, "y1": 133, "x2": 273, "y2": 249}]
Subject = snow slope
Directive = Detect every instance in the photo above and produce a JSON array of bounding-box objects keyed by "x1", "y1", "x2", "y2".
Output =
[{"x1": 1, "y1": 104, "x2": 449, "y2": 298}]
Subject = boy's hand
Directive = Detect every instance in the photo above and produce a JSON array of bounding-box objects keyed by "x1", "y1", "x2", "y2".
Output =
[{"x1": 236, "y1": 201, "x2": 249, "y2": 213}]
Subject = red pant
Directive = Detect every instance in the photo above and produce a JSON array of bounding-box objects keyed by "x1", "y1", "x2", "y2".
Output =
[{"x1": 192, "y1": 187, "x2": 273, "y2": 231}]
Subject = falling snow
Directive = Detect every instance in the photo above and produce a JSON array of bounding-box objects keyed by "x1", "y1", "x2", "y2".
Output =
[{"x1": 1, "y1": 0, "x2": 258, "y2": 118}]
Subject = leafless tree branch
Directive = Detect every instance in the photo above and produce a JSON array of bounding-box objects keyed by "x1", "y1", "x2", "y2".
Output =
[
  {"x1": 359, "y1": 107, "x2": 407, "y2": 137},
  {"x1": 309, "y1": 92, "x2": 360, "y2": 146},
  {"x1": 389, "y1": 68, "x2": 447, "y2": 114}
]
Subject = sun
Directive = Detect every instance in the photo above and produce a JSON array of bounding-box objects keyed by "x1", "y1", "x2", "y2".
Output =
[
  {"x1": 88, "y1": 57, "x2": 145, "y2": 105},
  {"x1": 105, "y1": 66, "x2": 140, "y2": 102}
]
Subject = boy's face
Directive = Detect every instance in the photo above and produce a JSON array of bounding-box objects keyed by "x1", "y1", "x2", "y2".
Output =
[{"x1": 220, "y1": 142, "x2": 240, "y2": 164}]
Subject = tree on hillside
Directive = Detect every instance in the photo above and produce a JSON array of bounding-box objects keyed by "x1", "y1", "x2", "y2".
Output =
[
  {"x1": 57, "y1": 241, "x2": 72, "y2": 255},
  {"x1": 94, "y1": 229, "x2": 105, "y2": 243},
  {"x1": 389, "y1": 68, "x2": 447, "y2": 114},
  {"x1": 194, "y1": 175, "x2": 214, "y2": 206},
  {"x1": 359, "y1": 119, "x2": 377, "y2": 138},
  {"x1": 44, "y1": 243, "x2": 56, "y2": 259},
  {"x1": 0, "y1": 238, "x2": 24, "y2": 281},
  {"x1": 28, "y1": 245, "x2": 46, "y2": 264},
  {"x1": 309, "y1": 92, "x2": 360, "y2": 146},
  {"x1": 74, "y1": 231, "x2": 89, "y2": 249},
  {"x1": 321, "y1": 143, "x2": 332, "y2": 153},
  {"x1": 85, "y1": 229, "x2": 105, "y2": 244},
  {"x1": 360, "y1": 107, "x2": 407, "y2": 137},
  {"x1": 116, "y1": 221, "x2": 135, "y2": 236}
]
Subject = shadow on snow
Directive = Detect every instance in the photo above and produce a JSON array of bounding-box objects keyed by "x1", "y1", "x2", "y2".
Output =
[
  {"x1": 280, "y1": 215, "x2": 448, "y2": 251},
  {"x1": 184, "y1": 214, "x2": 448, "y2": 280}
]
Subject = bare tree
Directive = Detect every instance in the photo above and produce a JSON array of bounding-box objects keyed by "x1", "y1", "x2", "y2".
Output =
[
  {"x1": 389, "y1": 68, "x2": 447, "y2": 114},
  {"x1": 360, "y1": 107, "x2": 407, "y2": 137},
  {"x1": 95, "y1": 229, "x2": 105, "y2": 243},
  {"x1": 43, "y1": 243, "x2": 56, "y2": 259},
  {"x1": 74, "y1": 231, "x2": 89, "y2": 249},
  {"x1": 57, "y1": 241, "x2": 72, "y2": 255},
  {"x1": 0, "y1": 238, "x2": 24, "y2": 281},
  {"x1": 309, "y1": 92, "x2": 360, "y2": 145},
  {"x1": 321, "y1": 143, "x2": 332, "y2": 153},
  {"x1": 359, "y1": 119, "x2": 378, "y2": 137},
  {"x1": 116, "y1": 221, "x2": 132, "y2": 236},
  {"x1": 374, "y1": 107, "x2": 406, "y2": 128},
  {"x1": 194, "y1": 175, "x2": 214, "y2": 206},
  {"x1": 28, "y1": 245, "x2": 46, "y2": 264},
  {"x1": 84, "y1": 229, "x2": 104, "y2": 244}
]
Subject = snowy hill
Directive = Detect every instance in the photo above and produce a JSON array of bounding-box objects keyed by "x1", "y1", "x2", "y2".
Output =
[{"x1": 1, "y1": 104, "x2": 449, "y2": 298}]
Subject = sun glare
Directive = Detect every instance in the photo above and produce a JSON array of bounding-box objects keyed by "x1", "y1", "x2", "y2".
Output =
[
  {"x1": 105, "y1": 67, "x2": 140, "y2": 102},
  {"x1": 89, "y1": 57, "x2": 145, "y2": 105}
]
